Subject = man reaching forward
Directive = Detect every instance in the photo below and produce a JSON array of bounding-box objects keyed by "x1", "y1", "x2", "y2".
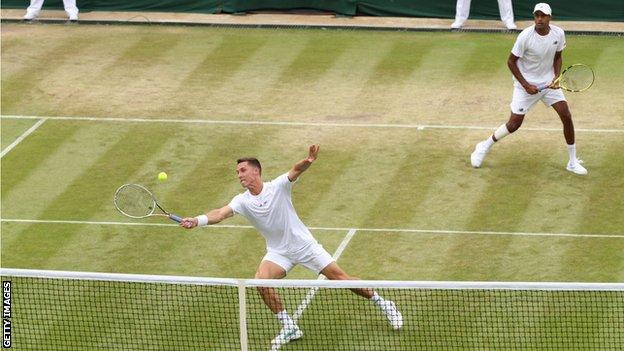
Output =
[{"x1": 181, "y1": 145, "x2": 402, "y2": 348}]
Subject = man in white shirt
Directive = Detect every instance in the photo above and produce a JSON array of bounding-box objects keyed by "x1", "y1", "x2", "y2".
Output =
[
  {"x1": 470, "y1": 3, "x2": 587, "y2": 175},
  {"x1": 181, "y1": 145, "x2": 402, "y2": 348}
]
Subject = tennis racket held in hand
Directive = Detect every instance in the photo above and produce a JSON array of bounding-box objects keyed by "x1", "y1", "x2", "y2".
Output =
[
  {"x1": 538, "y1": 63, "x2": 595, "y2": 92},
  {"x1": 114, "y1": 184, "x2": 182, "y2": 223}
]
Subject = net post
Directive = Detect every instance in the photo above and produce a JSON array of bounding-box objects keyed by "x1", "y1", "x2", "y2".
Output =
[{"x1": 238, "y1": 279, "x2": 248, "y2": 351}]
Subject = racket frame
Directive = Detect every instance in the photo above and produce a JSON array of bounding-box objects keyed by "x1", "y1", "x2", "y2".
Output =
[{"x1": 114, "y1": 183, "x2": 182, "y2": 223}]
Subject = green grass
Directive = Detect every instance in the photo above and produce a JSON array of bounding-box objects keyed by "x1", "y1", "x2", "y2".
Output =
[{"x1": 1, "y1": 23, "x2": 623, "y2": 350}]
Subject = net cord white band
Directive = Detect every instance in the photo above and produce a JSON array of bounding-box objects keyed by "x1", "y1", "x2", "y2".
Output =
[{"x1": 2, "y1": 268, "x2": 623, "y2": 291}]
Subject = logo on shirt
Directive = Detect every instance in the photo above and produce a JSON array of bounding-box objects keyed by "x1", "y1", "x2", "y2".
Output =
[
  {"x1": 255, "y1": 200, "x2": 269, "y2": 207},
  {"x1": 553, "y1": 41, "x2": 558, "y2": 45},
  {"x1": 519, "y1": 108, "x2": 524, "y2": 112}
]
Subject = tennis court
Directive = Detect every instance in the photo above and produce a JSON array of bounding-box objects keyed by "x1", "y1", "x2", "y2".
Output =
[{"x1": 2, "y1": 23, "x2": 623, "y2": 349}]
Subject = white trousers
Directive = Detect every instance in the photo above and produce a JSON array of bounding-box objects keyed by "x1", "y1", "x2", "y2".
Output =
[
  {"x1": 454, "y1": 0, "x2": 514, "y2": 23},
  {"x1": 27, "y1": 0, "x2": 79, "y2": 17}
]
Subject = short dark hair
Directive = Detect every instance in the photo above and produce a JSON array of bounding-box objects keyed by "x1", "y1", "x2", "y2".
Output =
[{"x1": 237, "y1": 157, "x2": 262, "y2": 174}]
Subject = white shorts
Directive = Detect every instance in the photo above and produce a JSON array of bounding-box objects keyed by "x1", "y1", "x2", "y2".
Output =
[
  {"x1": 263, "y1": 243, "x2": 334, "y2": 274},
  {"x1": 510, "y1": 85, "x2": 566, "y2": 115}
]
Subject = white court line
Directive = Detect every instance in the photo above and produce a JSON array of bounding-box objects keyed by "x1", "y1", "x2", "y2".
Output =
[
  {"x1": 0, "y1": 118, "x2": 46, "y2": 158},
  {"x1": 291, "y1": 229, "x2": 358, "y2": 322},
  {"x1": 1, "y1": 114, "x2": 623, "y2": 133},
  {"x1": 2, "y1": 218, "x2": 622, "y2": 239}
]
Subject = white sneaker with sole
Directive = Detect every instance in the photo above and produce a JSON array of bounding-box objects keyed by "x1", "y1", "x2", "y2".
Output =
[
  {"x1": 380, "y1": 300, "x2": 403, "y2": 330},
  {"x1": 270, "y1": 326, "x2": 303, "y2": 350},
  {"x1": 470, "y1": 141, "x2": 490, "y2": 168},
  {"x1": 567, "y1": 159, "x2": 588, "y2": 175}
]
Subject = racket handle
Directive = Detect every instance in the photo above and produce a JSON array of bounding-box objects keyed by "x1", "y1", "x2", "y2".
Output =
[
  {"x1": 537, "y1": 84, "x2": 548, "y2": 91},
  {"x1": 169, "y1": 214, "x2": 182, "y2": 223}
]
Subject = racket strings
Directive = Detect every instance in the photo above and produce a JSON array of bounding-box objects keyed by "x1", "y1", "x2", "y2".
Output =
[
  {"x1": 561, "y1": 65, "x2": 594, "y2": 91},
  {"x1": 115, "y1": 185, "x2": 155, "y2": 218}
]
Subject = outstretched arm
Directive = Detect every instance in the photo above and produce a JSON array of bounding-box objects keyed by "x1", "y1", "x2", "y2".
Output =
[
  {"x1": 180, "y1": 205, "x2": 234, "y2": 229},
  {"x1": 287, "y1": 145, "x2": 320, "y2": 182}
]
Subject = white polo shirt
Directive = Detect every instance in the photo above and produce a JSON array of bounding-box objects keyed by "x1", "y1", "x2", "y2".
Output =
[
  {"x1": 511, "y1": 24, "x2": 566, "y2": 87},
  {"x1": 228, "y1": 173, "x2": 316, "y2": 255}
]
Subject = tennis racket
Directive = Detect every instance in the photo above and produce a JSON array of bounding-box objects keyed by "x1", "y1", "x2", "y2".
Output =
[
  {"x1": 114, "y1": 184, "x2": 182, "y2": 223},
  {"x1": 538, "y1": 63, "x2": 595, "y2": 92}
]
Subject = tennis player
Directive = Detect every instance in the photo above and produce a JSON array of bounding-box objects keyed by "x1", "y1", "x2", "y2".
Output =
[
  {"x1": 470, "y1": 3, "x2": 587, "y2": 175},
  {"x1": 180, "y1": 145, "x2": 403, "y2": 347}
]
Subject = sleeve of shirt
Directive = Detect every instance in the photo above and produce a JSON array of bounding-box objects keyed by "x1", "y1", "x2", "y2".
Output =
[
  {"x1": 557, "y1": 30, "x2": 566, "y2": 52},
  {"x1": 511, "y1": 33, "x2": 525, "y2": 58},
  {"x1": 272, "y1": 173, "x2": 295, "y2": 191},
  {"x1": 228, "y1": 194, "x2": 245, "y2": 215}
]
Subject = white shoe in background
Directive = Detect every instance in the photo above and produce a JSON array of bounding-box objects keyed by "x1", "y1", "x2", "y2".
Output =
[
  {"x1": 23, "y1": 11, "x2": 39, "y2": 20},
  {"x1": 505, "y1": 21, "x2": 517, "y2": 30},
  {"x1": 451, "y1": 20, "x2": 464, "y2": 29}
]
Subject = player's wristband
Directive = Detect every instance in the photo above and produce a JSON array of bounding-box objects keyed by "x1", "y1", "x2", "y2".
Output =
[{"x1": 195, "y1": 215, "x2": 209, "y2": 227}]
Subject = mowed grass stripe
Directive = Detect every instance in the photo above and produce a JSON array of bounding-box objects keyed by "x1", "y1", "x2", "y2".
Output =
[
  {"x1": 363, "y1": 134, "x2": 447, "y2": 229},
  {"x1": 0, "y1": 118, "x2": 40, "y2": 150},
  {"x1": 342, "y1": 231, "x2": 623, "y2": 282},
  {"x1": 0, "y1": 36, "x2": 98, "y2": 112},
  {"x1": 439, "y1": 137, "x2": 554, "y2": 280},
  {"x1": 180, "y1": 33, "x2": 268, "y2": 90},
  {"x1": 350, "y1": 38, "x2": 437, "y2": 118},
  {"x1": 302, "y1": 144, "x2": 399, "y2": 228},
  {"x1": 41, "y1": 124, "x2": 238, "y2": 269},
  {"x1": 0, "y1": 122, "x2": 101, "y2": 213},
  {"x1": 2, "y1": 120, "x2": 81, "y2": 195},
  {"x1": 458, "y1": 33, "x2": 514, "y2": 79},
  {"x1": 274, "y1": 33, "x2": 346, "y2": 84},
  {"x1": 0, "y1": 25, "x2": 89, "y2": 85},
  {"x1": 25, "y1": 30, "x2": 144, "y2": 117},
  {"x1": 282, "y1": 38, "x2": 394, "y2": 121},
  {"x1": 569, "y1": 44, "x2": 624, "y2": 130},
  {"x1": 90, "y1": 32, "x2": 190, "y2": 116},
  {"x1": 202, "y1": 33, "x2": 310, "y2": 120},
  {"x1": 5, "y1": 124, "x2": 177, "y2": 266},
  {"x1": 560, "y1": 138, "x2": 624, "y2": 281},
  {"x1": 406, "y1": 131, "x2": 491, "y2": 230}
]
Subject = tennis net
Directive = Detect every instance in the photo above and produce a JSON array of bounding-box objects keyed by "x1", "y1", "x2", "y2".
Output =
[{"x1": 1, "y1": 268, "x2": 623, "y2": 350}]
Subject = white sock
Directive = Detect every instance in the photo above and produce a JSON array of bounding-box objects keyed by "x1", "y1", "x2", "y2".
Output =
[
  {"x1": 567, "y1": 144, "x2": 577, "y2": 164},
  {"x1": 483, "y1": 136, "x2": 495, "y2": 149},
  {"x1": 276, "y1": 310, "x2": 295, "y2": 329},
  {"x1": 493, "y1": 124, "x2": 511, "y2": 142}
]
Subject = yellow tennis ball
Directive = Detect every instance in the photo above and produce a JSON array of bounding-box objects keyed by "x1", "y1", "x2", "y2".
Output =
[{"x1": 158, "y1": 172, "x2": 168, "y2": 181}]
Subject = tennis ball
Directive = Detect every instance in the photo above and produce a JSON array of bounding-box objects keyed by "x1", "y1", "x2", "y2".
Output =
[{"x1": 158, "y1": 172, "x2": 168, "y2": 181}]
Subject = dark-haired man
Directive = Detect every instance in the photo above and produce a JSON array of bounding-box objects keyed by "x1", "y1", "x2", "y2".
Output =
[
  {"x1": 181, "y1": 145, "x2": 402, "y2": 348},
  {"x1": 470, "y1": 3, "x2": 587, "y2": 175}
]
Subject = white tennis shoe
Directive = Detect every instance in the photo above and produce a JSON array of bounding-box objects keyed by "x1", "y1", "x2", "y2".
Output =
[
  {"x1": 270, "y1": 326, "x2": 303, "y2": 350},
  {"x1": 470, "y1": 140, "x2": 490, "y2": 168},
  {"x1": 23, "y1": 11, "x2": 39, "y2": 20},
  {"x1": 451, "y1": 20, "x2": 464, "y2": 29},
  {"x1": 567, "y1": 159, "x2": 588, "y2": 175},
  {"x1": 379, "y1": 300, "x2": 403, "y2": 330},
  {"x1": 504, "y1": 21, "x2": 518, "y2": 30}
]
